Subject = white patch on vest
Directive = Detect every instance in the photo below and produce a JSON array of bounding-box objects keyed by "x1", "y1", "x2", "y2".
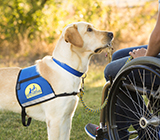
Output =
[{"x1": 22, "y1": 93, "x2": 55, "y2": 107}]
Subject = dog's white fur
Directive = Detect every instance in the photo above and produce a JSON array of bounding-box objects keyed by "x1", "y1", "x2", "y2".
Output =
[{"x1": 0, "y1": 22, "x2": 113, "y2": 140}]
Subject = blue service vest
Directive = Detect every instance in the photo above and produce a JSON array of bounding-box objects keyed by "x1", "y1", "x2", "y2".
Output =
[
  {"x1": 16, "y1": 65, "x2": 55, "y2": 108},
  {"x1": 16, "y1": 58, "x2": 80, "y2": 126}
]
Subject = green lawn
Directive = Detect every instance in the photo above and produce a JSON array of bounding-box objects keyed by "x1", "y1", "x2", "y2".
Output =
[{"x1": 0, "y1": 65, "x2": 106, "y2": 140}]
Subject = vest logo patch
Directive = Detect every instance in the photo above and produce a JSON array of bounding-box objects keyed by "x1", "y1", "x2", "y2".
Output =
[{"x1": 25, "y1": 83, "x2": 42, "y2": 99}]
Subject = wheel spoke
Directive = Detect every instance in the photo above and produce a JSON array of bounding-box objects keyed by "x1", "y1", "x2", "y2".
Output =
[
  {"x1": 118, "y1": 88, "x2": 150, "y2": 119},
  {"x1": 115, "y1": 112, "x2": 139, "y2": 122}
]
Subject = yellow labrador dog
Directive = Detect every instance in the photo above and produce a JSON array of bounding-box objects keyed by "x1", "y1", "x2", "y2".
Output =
[{"x1": 0, "y1": 22, "x2": 113, "y2": 140}]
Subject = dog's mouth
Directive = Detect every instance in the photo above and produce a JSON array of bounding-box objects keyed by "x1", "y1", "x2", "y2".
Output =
[{"x1": 94, "y1": 42, "x2": 113, "y2": 53}]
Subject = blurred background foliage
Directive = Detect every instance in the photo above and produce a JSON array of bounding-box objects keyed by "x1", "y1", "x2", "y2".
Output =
[{"x1": 0, "y1": 0, "x2": 158, "y2": 67}]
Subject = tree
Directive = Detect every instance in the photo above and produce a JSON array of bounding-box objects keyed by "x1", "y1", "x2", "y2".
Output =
[{"x1": 0, "y1": 0, "x2": 47, "y2": 53}]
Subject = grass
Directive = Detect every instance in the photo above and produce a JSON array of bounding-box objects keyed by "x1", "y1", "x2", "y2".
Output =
[
  {"x1": 0, "y1": 65, "x2": 106, "y2": 140},
  {"x1": 0, "y1": 111, "x2": 47, "y2": 140}
]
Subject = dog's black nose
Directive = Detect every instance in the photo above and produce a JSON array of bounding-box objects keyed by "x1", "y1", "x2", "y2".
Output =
[{"x1": 108, "y1": 32, "x2": 113, "y2": 39}]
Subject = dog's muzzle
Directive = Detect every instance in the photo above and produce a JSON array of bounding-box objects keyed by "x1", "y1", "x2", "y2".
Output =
[{"x1": 94, "y1": 32, "x2": 113, "y2": 53}]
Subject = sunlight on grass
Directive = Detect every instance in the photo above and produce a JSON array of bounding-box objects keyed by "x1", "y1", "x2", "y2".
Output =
[
  {"x1": 85, "y1": 65, "x2": 106, "y2": 87},
  {"x1": 90, "y1": 78, "x2": 106, "y2": 87}
]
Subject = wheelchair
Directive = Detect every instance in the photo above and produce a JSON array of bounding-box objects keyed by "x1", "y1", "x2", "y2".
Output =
[{"x1": 96, "y1": 56, "x2": 160, "y2": 140}]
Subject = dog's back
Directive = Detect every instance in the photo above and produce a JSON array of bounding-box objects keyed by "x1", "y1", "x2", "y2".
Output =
[{"x1": 0, "y1": 67, "x2": 21, "y2": 112}]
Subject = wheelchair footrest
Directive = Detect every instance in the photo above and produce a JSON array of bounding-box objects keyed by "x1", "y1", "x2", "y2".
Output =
[{"x1": 96, "y1": 127, "x2": 108, "y2": 140}]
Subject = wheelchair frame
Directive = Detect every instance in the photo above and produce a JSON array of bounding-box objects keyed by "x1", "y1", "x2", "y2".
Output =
[{"x1": 96, "y1": 56, "x2": 160, "y2": 140}]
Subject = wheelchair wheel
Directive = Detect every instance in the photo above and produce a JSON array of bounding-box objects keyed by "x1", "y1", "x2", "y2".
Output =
[{"x1": 106, "y1": 58, "x2": 160, "y2": 140}]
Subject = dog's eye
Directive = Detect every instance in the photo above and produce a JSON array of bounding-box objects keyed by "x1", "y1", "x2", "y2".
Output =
[{"x1": 87, "y1": 28, "x2": 93, "y2": 32}]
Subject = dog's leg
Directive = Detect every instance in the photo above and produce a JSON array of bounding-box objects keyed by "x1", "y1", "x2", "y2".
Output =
[
  {"x1": 46, "y1": 118, "x2": 61, "y2": 140},
  {"x1": 45, "y1": 97, "x2": 78, "y2": 140},
  {"x1": 59, "y1": 116, "x2": 72, "y2": 140},
  {"x1": 46, "y1": 116, "x2": 72, "y2": 140}
]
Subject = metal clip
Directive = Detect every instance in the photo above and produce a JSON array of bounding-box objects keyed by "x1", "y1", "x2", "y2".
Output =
[{"x1": 81, "y1": 73, "x2": 87, "y2": 90}]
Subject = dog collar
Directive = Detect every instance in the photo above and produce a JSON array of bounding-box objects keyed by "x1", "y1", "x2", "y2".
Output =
[{"x1": 52, "y1": 58, "x2": 84, "y2": 77}]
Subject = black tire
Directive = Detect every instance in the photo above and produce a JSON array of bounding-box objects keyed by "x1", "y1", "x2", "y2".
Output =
[{"x1": 106, "y1": 60, "x2": 160, "y2": 140}]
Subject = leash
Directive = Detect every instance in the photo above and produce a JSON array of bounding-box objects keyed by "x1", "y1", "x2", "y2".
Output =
[
  {"x1": 79, "y1": 55, "x2": 133, "y2": 113},
  {"x1": 79, "y1": 74, "x2": 108, "y2": 113},
  {"x1": 79, "y1": 47, "x2": 114, "y2": 113},
  {"x1": 126, "y1": 56, "x2": 133, "y2": 64}
]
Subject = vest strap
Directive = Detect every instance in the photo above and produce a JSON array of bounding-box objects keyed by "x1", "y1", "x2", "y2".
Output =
[{"x1": 21, "y1": 108, "x2": 32, "y2": 127}]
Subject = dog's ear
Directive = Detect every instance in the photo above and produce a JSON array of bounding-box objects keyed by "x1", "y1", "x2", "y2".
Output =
[{"x1": 64, "y1": 24, "x2": 84, "y2": 48}]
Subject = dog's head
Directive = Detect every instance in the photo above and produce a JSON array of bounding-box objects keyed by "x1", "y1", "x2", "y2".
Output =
[{"x1": 62, "y1": 22, "x2": 113, "y2": 55}]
